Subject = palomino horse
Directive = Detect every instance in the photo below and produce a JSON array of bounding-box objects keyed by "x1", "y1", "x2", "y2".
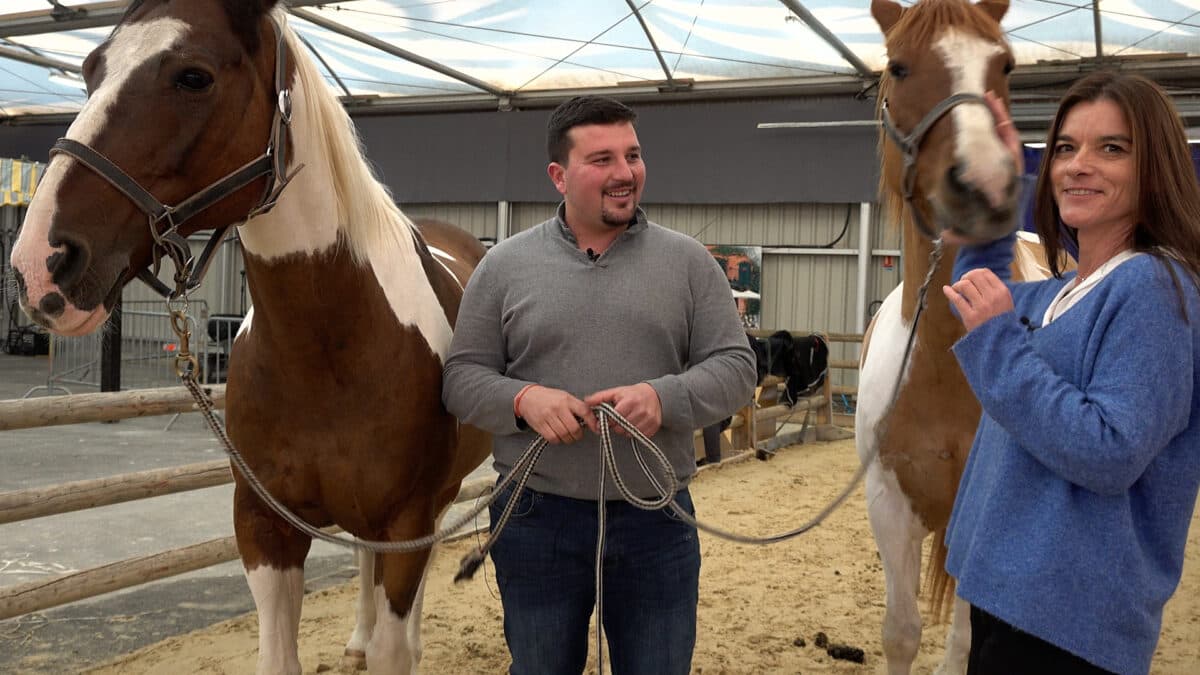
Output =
[
  {"x1": 857, "y1": 0, "x2": 1035, "y2": 673},
  {"x1": 9, "y1": 1, "x2": 490, "y2": 673}
]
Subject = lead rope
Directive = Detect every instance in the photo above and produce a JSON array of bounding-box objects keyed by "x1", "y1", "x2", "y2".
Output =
[{"x1": 170, "y1": 240, "x2": 943, "y2": 670}]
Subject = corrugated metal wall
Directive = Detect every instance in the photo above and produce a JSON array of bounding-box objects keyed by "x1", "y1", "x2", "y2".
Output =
[{"x1": 402, "y1": 202, "x2": 498, "y2": 241}]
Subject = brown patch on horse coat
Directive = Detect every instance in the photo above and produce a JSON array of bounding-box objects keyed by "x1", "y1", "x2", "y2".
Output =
[
  {"x1": 229, "y1": 242, "x2": 490, "y2": 614},
  {"x1": 877, "y1": 234, "x2": 980, "y2": 532}
]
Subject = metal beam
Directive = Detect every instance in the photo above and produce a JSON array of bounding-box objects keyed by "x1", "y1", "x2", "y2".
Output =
[
  {"x1": 778, "y1": 0, "x2": 874, "y2": 79},
  {"x1": 1092, "y1": 1, "x2": 1104, "y2": 60},
  {"x1": 0, "y1": 44, "x2": 80, "y2": 73},
  {"x1": 623, "y1": 0, "x2": 679, "y2": 90},
  {"x1": 289, "y1": 7, "x2": 507, "y2": 98},
  {"x1": 0, "y1": 0, "x2": 335, "y2": 38},
  {"x1": 296, "y1": 32, "x2": 352, "y2": 98}
]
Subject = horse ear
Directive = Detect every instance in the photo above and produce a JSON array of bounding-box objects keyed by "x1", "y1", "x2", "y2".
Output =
[
  {"x1": 976, "y1": 0, "x2": 1010, "y2": 23},
  {"x1": 871, "y1": 0, "x2": 905, "y2": 34}
]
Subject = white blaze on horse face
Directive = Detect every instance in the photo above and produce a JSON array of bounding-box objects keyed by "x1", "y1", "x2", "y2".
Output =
[
  {"x1": 10, "y1": 18, "x2": 190, "y2": 334},
  {"x1": 935, "y1": 28, "x2": 1012, "y2": 210},
  {"x1": 72, "y1": 18, "x2": 192, "y2": 146}
]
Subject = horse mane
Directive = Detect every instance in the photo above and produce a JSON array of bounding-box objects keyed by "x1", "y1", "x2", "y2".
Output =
[
  {"x1": 875, "y1": 0, "x2": 1007, "y2": 233},
  {"x1": 275, "y1": 10, "x2": 419, "y2": 267}
]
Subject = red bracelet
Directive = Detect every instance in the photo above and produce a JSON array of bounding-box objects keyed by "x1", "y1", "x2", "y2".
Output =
[{"x1": 513, "y1": 384, "x2": 538, "y2": 417}]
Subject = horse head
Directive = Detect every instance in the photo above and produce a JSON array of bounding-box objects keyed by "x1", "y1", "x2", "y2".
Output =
[
  {"x1": 873, "y1": 0, "x2": 1018, "y2": 243},
  {"x1": 10, "y1": 0, "x2": 286, "y2": 335}
]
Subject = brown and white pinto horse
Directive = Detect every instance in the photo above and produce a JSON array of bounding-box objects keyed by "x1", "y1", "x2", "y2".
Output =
[
  {"x1": 9, "y1": 1, "x2": 490, "y2": 673},
  {"x1": 856, "y1": 1, "x2": 1035, "y2": 673}
]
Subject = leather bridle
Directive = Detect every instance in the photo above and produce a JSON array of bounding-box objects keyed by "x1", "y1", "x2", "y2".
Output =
[
  {"x1": 880, "y1": 92, "x2": 988, "y2": 239},
  {"x1": 48, "y1": 18, "x2": 301, "y2": 300}
]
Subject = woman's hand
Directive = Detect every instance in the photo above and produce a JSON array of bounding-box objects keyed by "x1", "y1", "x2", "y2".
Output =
[{"x1": 943, "y1": 268, "x2": 1015, "y2": 331}]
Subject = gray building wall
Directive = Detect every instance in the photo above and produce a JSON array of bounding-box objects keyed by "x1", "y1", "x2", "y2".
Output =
[{"x1": 0, "y1": 95, "x2": 881, "y2": 204}]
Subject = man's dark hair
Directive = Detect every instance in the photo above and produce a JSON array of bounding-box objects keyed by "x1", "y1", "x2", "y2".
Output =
[{"x1": 547, "y1": 96, "x2": 637, "y2": 165}]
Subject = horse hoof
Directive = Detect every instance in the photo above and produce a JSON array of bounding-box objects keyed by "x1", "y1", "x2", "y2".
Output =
[{"x1": 342, "y1": 649, "x2": 367, "y2": 671}]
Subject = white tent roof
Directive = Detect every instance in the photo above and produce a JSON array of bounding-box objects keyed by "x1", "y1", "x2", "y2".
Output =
[{"x1": 1, "y1": 0, "x2": 1198, "y2": 119}]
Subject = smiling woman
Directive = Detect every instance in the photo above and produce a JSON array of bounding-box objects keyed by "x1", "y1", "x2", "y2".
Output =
[{"x1": 943, "y1": 71, "x2": 1200, "y2": 674}]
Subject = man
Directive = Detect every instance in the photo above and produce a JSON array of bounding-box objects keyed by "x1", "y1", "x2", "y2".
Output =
[{"x1": 442, "y1": 95, "x2": 756, "y2": 674}]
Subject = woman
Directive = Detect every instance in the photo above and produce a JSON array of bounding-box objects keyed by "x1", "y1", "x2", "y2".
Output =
[{"x1": 942, "y1": 71, "x2": 1200, "y2": 675}]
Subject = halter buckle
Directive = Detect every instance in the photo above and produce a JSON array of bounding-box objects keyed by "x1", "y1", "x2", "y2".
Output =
[{"x1": 278, "y1": 89, "x2": 293, "y2": 124}]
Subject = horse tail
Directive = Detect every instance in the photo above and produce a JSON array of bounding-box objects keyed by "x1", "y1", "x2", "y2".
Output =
[{"x1": 922, "y1": 528, "x2": 956, "y2": 624}]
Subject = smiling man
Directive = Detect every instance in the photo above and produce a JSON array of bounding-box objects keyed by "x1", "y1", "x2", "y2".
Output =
[{"x1": 442, "y1": 95, "x2": 756, "y2": 674}]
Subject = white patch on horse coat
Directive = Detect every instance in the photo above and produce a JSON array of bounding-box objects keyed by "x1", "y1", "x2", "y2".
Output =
[
  {"x1": 237, "y1": 81, "x2": 340, "y2": 259},
  {"x1": 366, "y1": 578, "x2": 427, "y2": 675},
  {"x1": 236, "y1": 306, "x2": 255, "y2": 339},
  {"x1": 9, "y1": 18, "x2": 191, "y2": 328},
  {"x1": 935, "y1": 28, "x2": 1012, "y2": 210},
  {"x1": 368, "y1": 242, "x2": 455, "y2": 360},
  {"x1": 244, "y1": 565, "x2": 304, "y2": 675},
  {"x1": 855, "y1": 284, "x2": 913, "y2": 466},
  {"x1": 344, "y1": 549, "x2": 377, "y2": 657},
  {"x1": 238, "y1": 27, "x2": 453, "y2": 361},
  {"x1": 427, "y1": 245, "x2": 455, "y2": 262}
]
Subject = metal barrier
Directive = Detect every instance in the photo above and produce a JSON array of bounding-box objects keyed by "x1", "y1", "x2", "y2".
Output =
[{"x1": 33, "y1": 300, "x2": 219, "y2": 397}]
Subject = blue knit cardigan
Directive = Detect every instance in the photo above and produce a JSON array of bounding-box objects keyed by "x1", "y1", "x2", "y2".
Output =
[{"x1": 946, "y1": 234, "x2": 1200, "y2": 674}]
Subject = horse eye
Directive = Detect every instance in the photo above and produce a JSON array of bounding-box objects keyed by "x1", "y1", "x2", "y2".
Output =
[
  {"x1": 888, "y1": 62, "x2": 909, "y2": 80},
  {"x1": 175, "y1": 68, "x2": 214, "y2": 91}
]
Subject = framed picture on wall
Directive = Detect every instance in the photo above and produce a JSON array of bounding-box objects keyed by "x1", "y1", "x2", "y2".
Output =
[{"x1": 706, "y1": 244, "x2": 762, "y2": 329}]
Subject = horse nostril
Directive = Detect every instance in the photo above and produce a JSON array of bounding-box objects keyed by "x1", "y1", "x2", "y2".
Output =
[
  {"x1": 947, "y1": 164, "x2": 970, "y2": 195},
  {"x1": 45, "y1": 234, "x2": 90, "y2": 288},
  {"x1": 39, "y1": 292, "x2": 66, "y2": 318}
]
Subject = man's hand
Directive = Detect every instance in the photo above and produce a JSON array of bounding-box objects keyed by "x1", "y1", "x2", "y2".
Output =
[
  {"x1": 584, "y1": 383, "x2": 663, "y2": 438},
  {"x1": 518, "y1": 386, "x2": 596, "y2": 444},
  {"x1": 943, "y1": 268, "x2": 1014, "y2": 331}
]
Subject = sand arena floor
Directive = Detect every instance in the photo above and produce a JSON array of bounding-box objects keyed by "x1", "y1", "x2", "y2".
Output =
[{"x1": 84, "y1": 437, "x2": 1199, "y2": 674}]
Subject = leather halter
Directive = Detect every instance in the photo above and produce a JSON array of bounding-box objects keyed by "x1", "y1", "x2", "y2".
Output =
[
  {"x1": 48, "y1": 19, "x2": 302, "y2": 300},
  {"x1": 880, "y1": 92, "x2": 988, "y2": 239}
]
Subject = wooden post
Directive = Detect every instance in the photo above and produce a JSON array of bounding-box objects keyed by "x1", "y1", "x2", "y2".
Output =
[{"x1": 730, "y1": 402, "x2": 756, "y2": 453}]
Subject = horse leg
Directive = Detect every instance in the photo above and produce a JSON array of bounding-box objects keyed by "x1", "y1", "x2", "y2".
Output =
[
  {"x1": 234, "y1": 484, "x2": 312, "y2": 675},
  {"x1": 366, "y1": 511, "x2": 438, "y2": 675},
  {"x1": 342, "y1": 548, "x2": 377, "y2": 670},
  {"x1": 934, "y1": 595, "x2": 972, "y2": 675},
  {"x1": 865, "y1": 461, "x2": 927, "y2": 675}
]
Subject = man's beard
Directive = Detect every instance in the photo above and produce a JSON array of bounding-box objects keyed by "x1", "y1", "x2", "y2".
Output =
[{"x1": 600, "y1": 200, "x2": 638, "y2": 228}]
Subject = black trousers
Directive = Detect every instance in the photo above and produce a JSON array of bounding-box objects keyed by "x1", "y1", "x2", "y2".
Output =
[{"x1": 968, "y1": 606, "x2": 1116, "y2": 675}]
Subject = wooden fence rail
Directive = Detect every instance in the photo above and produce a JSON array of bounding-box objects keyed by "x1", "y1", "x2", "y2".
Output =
[
  {"x1": 0, "y1": 477, "x2": 495, "y2": 621},
  {"x1": 0, "y1": 460, "x2": 232, "y2": 525},
  {"x1": 0, "y1": 328, "x2": 862, "y2": 621},
  {"x1": 0, "y1": 385, "x2": 226, "y2": 431}
]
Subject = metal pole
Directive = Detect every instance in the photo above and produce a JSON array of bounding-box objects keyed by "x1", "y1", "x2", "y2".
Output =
[
  {"x1": 497, "y1": 200, "x2": 510, "y2": 242},
  {"x1": 99, "y1": 298, "x2": 121, "y2": 395},
  {"x1": 856, "y1": 202, "x2": 871, "y2": 334}
]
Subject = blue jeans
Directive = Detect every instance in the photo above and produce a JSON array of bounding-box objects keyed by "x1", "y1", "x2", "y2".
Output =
[{"x1": 488, "y1": 481, "x2": 701, "y2": 675}]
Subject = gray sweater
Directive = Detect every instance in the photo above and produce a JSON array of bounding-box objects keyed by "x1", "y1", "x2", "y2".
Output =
[{"x1": 442, "y1": 205, "x2": 757, "y2": 499}]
